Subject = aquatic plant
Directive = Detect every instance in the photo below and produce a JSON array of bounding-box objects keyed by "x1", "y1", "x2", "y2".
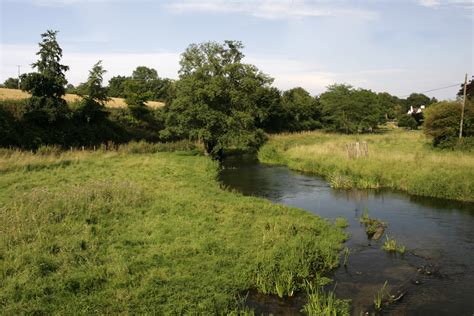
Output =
[
  {"x1": 359, "y1": 209, "x2": 386, "y2": 239},
  {"x1": 335, "y1": 217, "x2": 349, "y2": 229},
  {"x1": 373, "y1": 281, "x2": 389, "y2": 312},
  {"x1": 302, "y1": 281, "x2": 350, "y2": 316},
  {"x1": 382, "y1": 236, "x2": 406, "y2": 254},
  {"x1": 342, "y1": 247, "x2": 350, "y2": 267}
]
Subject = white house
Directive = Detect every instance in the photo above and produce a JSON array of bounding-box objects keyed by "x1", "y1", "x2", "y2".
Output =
[{"x1": 407, "y1": 105, "x2": 425, "y2": 115}]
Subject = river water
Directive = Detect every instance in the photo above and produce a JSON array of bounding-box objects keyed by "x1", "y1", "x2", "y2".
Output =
[{"x1": 219, "y1": 156, "x2": 474, "y2": 315}]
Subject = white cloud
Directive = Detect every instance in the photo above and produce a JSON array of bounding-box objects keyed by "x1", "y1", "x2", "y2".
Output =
[
  {"x1": 417, "y1": 0, "x2": 473, "y2": 8},
  {"x1": 166, "y1": 0, "x2": 378, "y2": 20}
]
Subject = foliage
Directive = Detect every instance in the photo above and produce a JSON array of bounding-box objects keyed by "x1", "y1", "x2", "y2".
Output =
[
  {"x1": 280, "y1": 87, "x2": 322, "y2": 131},
  {"x1": 397, "y1": 114, "x2": 418, "y2": 130},
  {"x1": 458, "y1": 75, "x2": 474, "y2": 100},
  {"x1": 382, "y1": 236, "x2": 406, "y2": 254},
  {"x1": 258, "y1": 130, "x2": 474, "y2": 201},
  {"x1": 107, "y1": 75, "x2": 128, "y2": 98},
  {"x1": 74, "y1": 61, "x2": 109, "y2": 124},
  {"x1": 303, "y1": 281, "x2": 350, "y2": 316},
  {"x1": 424, "y1": 101, "x2": 474, "y2": 148},
  {"x1": 405, "y1": 93, "x2": 437, "y2": 113},
  {"x1": 20, "y1": 30, "x2": 69, "y2": 124},
  {"x1": 162, "y1": 40, "x2": 274, "y2": 158},
  {"x1": 2, "y1": 77, "x2": 19, "y2": 89},
  {"x1": 320, "y1": 84, "x2": 384, "y2": 133},
  {"x1": 374, "y1": 281, "x2": 389, "y2": 312},
  {"x1": 0, "y1": 150, "x2": 346, "y2": 314}
]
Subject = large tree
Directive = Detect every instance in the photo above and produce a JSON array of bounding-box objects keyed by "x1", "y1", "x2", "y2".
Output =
[
  {"x1": 20, "y1": 30, "x2": 69, "y2": 123},
  {"x1": 319, "y1": 84, "x2": 383, "y2": 133},
  {"x1": 162, "y1": 41, "x2": 273, "y2": 158}
]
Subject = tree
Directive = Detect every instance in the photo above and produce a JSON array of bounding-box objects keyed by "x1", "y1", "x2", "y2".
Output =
[
  {"x1": 20, "y1": 30, "x2": 69, "y2": 123},
  {"x1": 162, "y1": 41, "x2": 272, "y2": 158},
  {"x1": 424, "y1": 101, "x2": 474, "y2": 147},
  {"x1": 31, "y1": 30, "x2": 69, "y2": 87},
  {"x1": 377, "y1": 92, "x2": 401, "y2": 120},
  {"x1": 107, "y1": 75, "x2": 129, "y2": 98},
  {"x1": 3, "y1": 78, "x2": 19, "y2": 89},
  {"x1": 458, "y1": 76, "x2": 474, "y2": 100},
  {"x1": 319, "y1": 84, "x2": 382, "y2": 133},
  {"x1": 75, "y1": 61, "x2": 109, "y2": 123},
  {"x1": 124, "y1": 78, "x2": 151, "y2": 119},
  {"x1": 397, "y1": 114, "x2": 418, "y2": 130},
  {"x1": 405, "y1": 93, "x2": 435, "y2": 113},
  {"x1": 132, "y1": 66, "x2": 158, "y2": 82},
  {"x1": 280, "y1": 87, "x2": 321, "y2": 131}
]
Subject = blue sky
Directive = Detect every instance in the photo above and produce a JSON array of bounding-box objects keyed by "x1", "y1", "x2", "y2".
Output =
[{"x1": 1, "y1": 0, "x2": 472, "y2": 99}]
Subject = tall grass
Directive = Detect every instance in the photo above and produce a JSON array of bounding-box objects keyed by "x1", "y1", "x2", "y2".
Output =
[
  {"x1": 258, "y1": 130, "x2": 474, "y2": 201},
  {"x1": 0, "y1": 147, "x2": 347, "y2": 314}
]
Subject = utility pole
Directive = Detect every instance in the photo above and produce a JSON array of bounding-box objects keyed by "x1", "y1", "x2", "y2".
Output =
[
  {"x1": 16, "y1": 65, "x2": 21, "y2": 89},
  {"x1": 459, "y1": 73, "x2": 468, "y2": 140}
]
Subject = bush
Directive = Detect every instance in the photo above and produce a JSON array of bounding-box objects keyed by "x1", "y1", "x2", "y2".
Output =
[
  {"x1": 397, "y1": 114, "x2": 418, "y2": 130},
  {"x1": 424, "y1": 101, "x2": 474, "y2": 148}
]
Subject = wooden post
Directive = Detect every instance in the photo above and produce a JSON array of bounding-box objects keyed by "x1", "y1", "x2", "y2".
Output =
[{"x1": 459, "y1": 73, "x2": 468, "y2": 141}]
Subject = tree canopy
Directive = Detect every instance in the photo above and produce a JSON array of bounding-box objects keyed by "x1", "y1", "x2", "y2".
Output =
[
  {"x1": 320, "y1": 84, "x2": 384, "y2": 133},
  {"x1": 162, "y1": 41, "x2": 273, "y2": 158}
]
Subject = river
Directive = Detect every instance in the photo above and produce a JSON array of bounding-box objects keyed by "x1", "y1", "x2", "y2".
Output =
[{"x1": 219, "y1": 155, "x2": 474, "y2": 315}]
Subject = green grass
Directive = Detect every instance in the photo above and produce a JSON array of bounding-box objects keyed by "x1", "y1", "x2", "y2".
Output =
[
  {"x1": 303, "y1": 280, "x2": 350, "y2": 316},
  {"x1": 382, "y1": 236, "x2": 406, "y2": 254},
  {"x1": 258, "y1": 130, "x2": 474, "y2": 202},
  {"x1": 0, "y1": 146, "x2": 347, "y2": 314}
]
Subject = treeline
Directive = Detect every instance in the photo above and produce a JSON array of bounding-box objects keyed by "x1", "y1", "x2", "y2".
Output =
[{"x1": 1, "y1": 30, "x2": 472, "y2": 156}]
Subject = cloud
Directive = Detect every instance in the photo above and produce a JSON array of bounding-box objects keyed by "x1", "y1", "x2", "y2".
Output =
[
  {"x1": 417, "y1": 0, "x2": 473, "y2": 8},
  {"x1": 166, "y1": 0, "x2": 378, "y2": 20}
]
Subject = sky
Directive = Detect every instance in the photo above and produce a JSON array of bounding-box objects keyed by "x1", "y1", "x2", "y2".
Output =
[{"x1": 0, "y1": 0, "x2": 473, "y2": 99}]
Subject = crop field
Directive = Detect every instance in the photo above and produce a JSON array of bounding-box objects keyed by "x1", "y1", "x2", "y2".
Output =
[
  {"x1": 0, "y1": 88, "x2": 164, "y2": 108},
  {"x1": 258, "y1": 130, "x2": 474, "y2": 202}
]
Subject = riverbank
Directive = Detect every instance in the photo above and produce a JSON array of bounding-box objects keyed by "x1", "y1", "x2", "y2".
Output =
[
  {"x1": 258, "y1": 130, "x2": 474, "y2": 202},
  {"x1": 0, "y1": 146, "x2": 346, "y2": 314}
]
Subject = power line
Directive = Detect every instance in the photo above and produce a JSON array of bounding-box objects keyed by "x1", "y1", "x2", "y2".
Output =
[{"x1": 400, "y1": 83, "x2": 461, "y2": 98}]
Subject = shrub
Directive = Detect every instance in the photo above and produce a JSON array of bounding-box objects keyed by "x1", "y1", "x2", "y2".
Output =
[
  {"x1": 397, "y1": 114, "x2": 418, "y2": 130},
  {"x1": 424, "y1": 101, "x2": 474, "y2": 148}
]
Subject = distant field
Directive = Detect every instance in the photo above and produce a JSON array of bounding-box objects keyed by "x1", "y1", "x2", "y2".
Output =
[
  {"x1": 258, "y1": 130, "x2": 474, "y2": 202},
  {"x1": 0, "y1": 88, "x2": 164, "y2": 108}
]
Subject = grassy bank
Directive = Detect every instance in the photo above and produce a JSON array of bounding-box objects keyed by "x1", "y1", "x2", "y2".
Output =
[
  {"x1": 0, "y1": 146, "x2": 346, "y2": 314},
  {"x1": 258, "y1": 130, "x2": 474, "y2": 202}
]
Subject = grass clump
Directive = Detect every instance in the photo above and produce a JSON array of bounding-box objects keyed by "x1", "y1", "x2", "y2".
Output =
[
  {"x1": 382, "y1": 236, "x2": 406, "y2": 254},
  {"x1": 374, "y1": 281, "x2": 389, "y2": 312},
  {"x1": 258, "y1": 130, "x2": 474, "y2": 202},
  {"x1": 303, "y1": 280, "x2": 350, "y2": 316},
  {"x1": 335, "y1": 217, "x2": 349, "y2": 229},
  {"x1": 359, "y1": 209, "x2": 386, "y2": 240},
  {"x1": 0, "y1": 148, "x2": 346, "y2": 314}
]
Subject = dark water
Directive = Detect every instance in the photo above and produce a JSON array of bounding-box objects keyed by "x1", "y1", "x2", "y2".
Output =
[{"x1": 219, "y1": 155, "x2": 474, "y2": 316}]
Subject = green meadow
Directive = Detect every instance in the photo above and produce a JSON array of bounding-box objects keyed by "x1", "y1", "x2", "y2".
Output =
[
  {"x1": 0, "y1": 144, "x2": 346, "y2": 314},
  {"x1": 258, "y1": 130, "x2": 474, "y2": 202}
]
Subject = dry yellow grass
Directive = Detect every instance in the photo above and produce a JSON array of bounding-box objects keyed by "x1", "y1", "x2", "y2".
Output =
[{"x1": 0, "y1": 87, "x2": 164, "y2": 108}]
